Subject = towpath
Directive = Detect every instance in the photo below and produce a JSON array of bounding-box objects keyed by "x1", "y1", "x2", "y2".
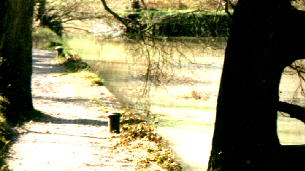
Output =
[{"x1": 6, "y1": 49, "x2": 134, "y2": 171}]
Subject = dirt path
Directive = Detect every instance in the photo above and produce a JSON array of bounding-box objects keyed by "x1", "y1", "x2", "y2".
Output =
[{"x1": 6, "y1": 49, "x2": 135, "y2": 171}]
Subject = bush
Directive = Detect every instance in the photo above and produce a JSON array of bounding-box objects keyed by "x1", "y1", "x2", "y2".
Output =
[
  {"x1": 152, "y1": 11, "x2": 232, "y2": 37},
  {"x1": 123, "y1": 10, "x2": 231, "y2": 37},
  {"x1": 57, "y1": 53, "x2": 89, "y2": 72}
]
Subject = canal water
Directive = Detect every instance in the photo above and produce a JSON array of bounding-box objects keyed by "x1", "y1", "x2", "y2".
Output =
[{"x1": 67, "y1": 36, "x2": 305, "y2": 170}]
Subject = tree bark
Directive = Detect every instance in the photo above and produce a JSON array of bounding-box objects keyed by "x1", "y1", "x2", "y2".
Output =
[
  {"x1": 0, "y1": 0, "x2": 34, "y2": 123},
  {"x1": 208, "y1": 0, "x2": 304, "y2": 170}
]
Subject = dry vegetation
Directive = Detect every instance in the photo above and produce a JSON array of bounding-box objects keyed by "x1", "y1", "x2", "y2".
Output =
[{"x1": 115, "y1": 110, "x2": 182, "y2": 170}]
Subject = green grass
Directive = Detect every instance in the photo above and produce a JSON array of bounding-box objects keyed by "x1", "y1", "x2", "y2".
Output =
[
  {"x1": 56, "y1": 52, "x2": 105, "y2": 87},
  {"x1": 0, "y1": 117, "x2": 13, "y2": 168}
]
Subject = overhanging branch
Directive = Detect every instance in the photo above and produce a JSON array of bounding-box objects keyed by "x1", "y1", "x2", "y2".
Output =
[
  {"x1": 278, "y1": 101, "x2": 305, "y2": 123},
  {"x1": 99, "y1": 0, "x2": 130, "y2": 28}
]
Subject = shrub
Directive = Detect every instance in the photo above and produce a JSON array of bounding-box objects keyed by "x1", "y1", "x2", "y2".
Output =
[
  {"x1": 57, "y1": 53, "x2": 89, "y2": 72},
  {"x1": 154, "y1": 11, "x2": 231, "y2": 37}
]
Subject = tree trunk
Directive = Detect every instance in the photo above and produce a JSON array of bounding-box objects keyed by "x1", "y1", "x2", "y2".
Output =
[
  {"x1": 0, "y1": 0, "x2": 34, "y2": 123},
  {"x1": 208, "y1": 0, "x2": 304, "y2": 170},
  {"x1": 36, "y1": 0, "x2": 47, "y2": 23}
]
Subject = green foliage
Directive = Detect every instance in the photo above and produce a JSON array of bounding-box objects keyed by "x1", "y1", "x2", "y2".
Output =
[
  {"x1": 0, "y1": 96, "x2": 14, "y2": 168},
  {"x1": 122, "y1": 9, "x2": 231, "y2": 37},
  {"x1": 154, "y1": 11, "x2": 230, "y2": 37},
  {"x1": 32, "y1": 27, "x2": 62, "y2": 49},
  {"x1": 0, "y1": 96, "x2": 9, "y2": 118},
  {"x1": 57, "y1": 53, "x2": 89, "y2": 72},
  {"x1": 157, "y1": 11, "x2": 231, "y2": 37}
]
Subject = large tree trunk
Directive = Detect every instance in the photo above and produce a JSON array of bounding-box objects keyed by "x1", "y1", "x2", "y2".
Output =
[
  {"x1": 208, "y1": 0, "x2": 304, "y2": 170},
  {"x1": 0, "y1": 0, "x2": 34, "y2": 123}
]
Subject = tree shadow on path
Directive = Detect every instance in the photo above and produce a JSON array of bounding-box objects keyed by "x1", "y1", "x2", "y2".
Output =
[
  {"x1": 33, "y1": 113, "x2": 108, "y2": 127},
  {"x1": 32, "y1": 51, "x2": 65, "y2": 75}
]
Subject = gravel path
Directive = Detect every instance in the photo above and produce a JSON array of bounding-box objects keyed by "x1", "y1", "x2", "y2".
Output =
[{"x1": 6, "y1": 49, "x2": 135, "y2": 171}]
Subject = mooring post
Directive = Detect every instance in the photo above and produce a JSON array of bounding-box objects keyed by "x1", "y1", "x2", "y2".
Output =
[
  {"x1": 55, "y1": 46, "x2": 65, "y2": 57},
  {"x1": 107, "y1": 113, "x2": 121, "y2": 133}
]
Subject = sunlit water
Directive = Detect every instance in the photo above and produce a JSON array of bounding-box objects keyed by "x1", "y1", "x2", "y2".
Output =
[{"x1": 67, "y1": 36, "x2": 305, "y2": 170}]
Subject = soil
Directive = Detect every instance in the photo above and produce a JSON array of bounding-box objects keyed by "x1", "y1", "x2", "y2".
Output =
[{"x1": 5, "y1": 49, "x2": 135, "y2": 171}]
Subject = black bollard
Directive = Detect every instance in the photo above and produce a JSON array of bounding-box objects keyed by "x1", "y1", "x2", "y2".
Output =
[
  {"x1": 55, "y1": 46, "x2": 65, "y2": 57},
  {"x1": 107, "y1": 113, "x2": 121, "y2": 133}
]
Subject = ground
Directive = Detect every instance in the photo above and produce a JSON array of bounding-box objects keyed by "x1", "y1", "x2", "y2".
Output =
[{"x1": 5, "y1": 49, "x2": 135, "y2": 171}]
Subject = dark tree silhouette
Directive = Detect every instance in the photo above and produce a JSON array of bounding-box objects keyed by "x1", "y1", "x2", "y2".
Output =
[
  {"x1": 208, "y1": 0, "x2": 305, "y2": 170},
  {"x1": 0, "y1": 0, "x2": 35, "y2": 123}
]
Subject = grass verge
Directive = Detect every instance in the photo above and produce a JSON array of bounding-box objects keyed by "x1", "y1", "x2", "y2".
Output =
[
  {"x1": 116, "y1": 110, "x2": 182, "y2": 170},
  {"x1": 56, "y1": 53, "x2": 89, "y2": 73}
]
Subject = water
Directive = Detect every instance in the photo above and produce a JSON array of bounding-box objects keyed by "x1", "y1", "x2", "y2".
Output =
[{"x1": 67, "y1": 36, "x2": 305, "y2": 170}]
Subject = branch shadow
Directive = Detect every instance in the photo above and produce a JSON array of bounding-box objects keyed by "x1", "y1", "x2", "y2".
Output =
[
  {"x1": 33, "y1": 96, "x2": 90, "y2": 104},
  {"x1": 32, "y1": 53, "x2": 66, "y2": 75}
]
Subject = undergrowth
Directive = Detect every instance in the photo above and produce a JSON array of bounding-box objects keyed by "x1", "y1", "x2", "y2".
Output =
[
  {"x1": 56, "y1": 53, "x2": 89, "y2": 72},
  {"x1": 0, "y1": 115, "x2": 13, "y2": 169}
]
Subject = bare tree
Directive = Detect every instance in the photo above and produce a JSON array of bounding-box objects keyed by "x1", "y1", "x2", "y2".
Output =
[{"x1": 34, "y1": 0, "x2": 107, "y2": 35}]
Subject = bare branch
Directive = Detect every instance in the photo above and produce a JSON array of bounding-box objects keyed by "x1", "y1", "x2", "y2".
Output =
[
  {"x1": 99, "y1": 0, "x2": 130, "y2": 28},
  {"x1": 278, "y1": 101, "x2": 305, "y2": 123}
]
